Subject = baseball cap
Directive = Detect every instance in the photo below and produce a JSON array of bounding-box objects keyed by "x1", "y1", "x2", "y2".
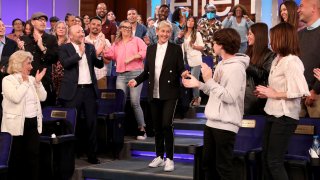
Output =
[
  {"x1": 49, "y1": 16, "x2": 60, "y2": 22},
  {"x1": 31, "y1": 12, "x2": 48, "y2": 21}
]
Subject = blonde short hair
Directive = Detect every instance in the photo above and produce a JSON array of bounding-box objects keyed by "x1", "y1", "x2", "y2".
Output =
[
  {"x1": 7, "y1": 50, "x2": 33, "y2": 74},
  {"x1": 115, "y1": 20, "x2": 133, "y2": 44},
  {"x1": 156, "y1": 20, "x2": 172, "y2": 31}
]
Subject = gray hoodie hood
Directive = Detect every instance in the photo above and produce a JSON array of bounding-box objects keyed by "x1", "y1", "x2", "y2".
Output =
[{"x1": 222, "y1": 53, "x2": 250, "y2": 69}]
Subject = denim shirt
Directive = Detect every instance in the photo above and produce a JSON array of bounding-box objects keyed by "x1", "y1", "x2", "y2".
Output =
[{"x1": 135, "y1": 23, "x2": 148, "y2": 39}]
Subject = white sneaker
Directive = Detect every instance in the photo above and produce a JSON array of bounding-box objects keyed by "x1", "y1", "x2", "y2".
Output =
[
  {"x1": 148, "y1": 156, "x2": 165, "y2": 168},
  {"x1": 164, "y1": 158, "x2": 174, "y2": 172},
  {"x1": 137, "y1": 131, "x2": 147, "y2": 140}
]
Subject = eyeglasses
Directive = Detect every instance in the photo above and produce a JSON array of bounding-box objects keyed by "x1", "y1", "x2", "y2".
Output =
[
  {"x1": 121, "y1": 26, "x2": 132, "y2": 30},
  {"x1": 34, "y1": 17, "x2": 47, "y2": 22},
  {"x1": 97, "y1": 8, "x2": 107, "y2": 11}
]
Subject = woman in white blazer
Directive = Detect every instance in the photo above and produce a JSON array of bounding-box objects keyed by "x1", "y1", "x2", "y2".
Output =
[
  {"x1": 182, "y1": 16, "x2": 204, "y2": 106},
  {"x1": 1, "y1": 50, "x2": 47, "y2": 180}
]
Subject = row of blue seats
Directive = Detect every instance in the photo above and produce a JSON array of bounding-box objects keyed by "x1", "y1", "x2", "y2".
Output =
[
  {"x1": 232, "y1": 115, "x2": 320, "y2": 180},
  {"x1": 1, "y1": 89, "x2": 320, "y2": 179}
]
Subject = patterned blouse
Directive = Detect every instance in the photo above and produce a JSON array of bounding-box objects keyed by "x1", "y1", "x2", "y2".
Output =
[
  {"x1": 197, "y1": 18, "x2": 222, "y2": 68},
  {"x1": 197, "y1": 18, "x2": 222, "y2": 56}
]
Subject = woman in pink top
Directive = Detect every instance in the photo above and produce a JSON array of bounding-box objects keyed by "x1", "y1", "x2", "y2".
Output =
[{"x1": 104, "y1": 20, "x2": 147, "y2": 140}]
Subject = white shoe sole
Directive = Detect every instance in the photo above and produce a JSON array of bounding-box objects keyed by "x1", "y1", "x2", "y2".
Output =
[
  {"x1": 137, "y1": 136, "x2": 147, "y2": 140},
  {"x1": 148, "y1": 162, "x2": 165, "y2": 168},
  {"x1": 164, "y1": 167, "x2": 174, "y2": 172}
]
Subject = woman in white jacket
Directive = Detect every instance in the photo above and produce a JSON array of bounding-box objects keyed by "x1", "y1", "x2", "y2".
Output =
[
  {"x1": 1, "y1": 50, "x2": 47, "y2": 180},
  {"x1": 182, "y1": 16, "x2": 204, "y2": 106}
]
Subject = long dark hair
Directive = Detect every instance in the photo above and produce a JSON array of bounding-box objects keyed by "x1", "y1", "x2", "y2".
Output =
[
  {"x1": 246, "y1": 23, "x2": 270, "y2": 66},
  {"x1": 279, "y1": 0, "x2": 299, "y2": 30},
  {"x1": 171, "y1": 7, "x2": 182, "y2": 23},
  {"x1": 11, "y1": 18, "x2": 25, "y2": 33},
  {"x1": 186, "y1": 16, "x2": 198, "y2": 46},
  {"x1": 23, "y1": 20, "x2": 33, "y2": 35}
]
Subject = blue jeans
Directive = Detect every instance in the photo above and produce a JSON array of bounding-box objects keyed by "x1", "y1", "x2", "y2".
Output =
[
  {"x1": 190, "y1": 65, "x2": 201, "y2": 98},
  {"x1": 116, "y1": 70, "x2": 145, "y2": 127}
]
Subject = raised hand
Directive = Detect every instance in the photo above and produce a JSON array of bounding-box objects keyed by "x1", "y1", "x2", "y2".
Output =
[
  {"x1": 128, "y1": 79, "x2": 137, "y2": 88},
  {"x1": 201, "y1": 63, "x2": 212, "y2": 82},
  {"x1": 182, "y1": 74, "x2": 200, "y2": 88},
  {"x1": 243, "y1": 15, "x2": 250, "y2": 21},
  {"x1": 255, "y1": 85, "x2": 276, "y2": 99},
  {"x1": 95, "y1": 39, "x2": 106, "y2": 56},
  {"x1": 143, "y1": 36, "x2": 150, "y2": 45},
  {"x1": 181, "y1": 70, "x2": 189, "y2": 78},
  {"x1": 17, "y1": 39, "x2": 25, "y2": 50},
  {"x1": 314, "y1": 68, "x2": 320, "y2": 81},
  {"x1": 178, "y1": 30, "x2": 185, "y2": 38},
  {"x1": 35, "y1": 68, "x2": 47, "y2": 84},
  {"x1": 79, "y1": 42, "x2": 85, "y2": 57},
  {"x1": 33, "y1": 31, "x2": 40, "y2": 42}
]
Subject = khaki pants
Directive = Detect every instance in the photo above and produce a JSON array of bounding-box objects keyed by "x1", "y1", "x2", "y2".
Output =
[
  {"x1": 97, "y1": 76, "x2": 107, "y2": 89},
  {"x1": 300, "y1": 95, "x2": 320, "y2": 118}
]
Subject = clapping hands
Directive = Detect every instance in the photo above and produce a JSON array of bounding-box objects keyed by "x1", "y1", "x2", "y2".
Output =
[{"x1": 35, "y1": 68, "x2": 47, "y2": 84}]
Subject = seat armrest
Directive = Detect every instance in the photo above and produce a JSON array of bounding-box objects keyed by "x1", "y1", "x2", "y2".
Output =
[{"x1": 109, "y1": 112, "x2": 125, "y2": 119}]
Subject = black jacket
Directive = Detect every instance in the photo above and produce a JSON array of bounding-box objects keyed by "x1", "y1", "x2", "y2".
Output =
[
  {"x1": 58, "y1": 43, "x2": 104, "y2": 101},
  {"x1": 0, "y1": 37, "x2": 17, "y2": 105},
  {"x1": 135, "y1": 42, "x2": 185, "y2": 101},
  {"x1": 21, "y1": 32, "x2": 59, "y2": 77},
  {"x1": 244, "y1": 49, "x2": 276, "y2": 115},
  {"x1": 0, "y1": 37, "x2": 17, "y2": 68}
]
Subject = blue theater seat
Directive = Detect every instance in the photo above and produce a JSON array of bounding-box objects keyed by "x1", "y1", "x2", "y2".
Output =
[
  {"x1": 285, "y1": 118, "x2": 320, "y2": 180},
  {"x1": 40, "y1": 107, "x2": 77, "y2": 180},
  {"x1": 202, "y1": 56, "x2": 214, "y2": 69},
  {"x1": 233, "y1": 115, "x2": 266, "y2": 180},
  {"x1": 106, "y1": 75, "x2": 117, "y2": 90},
  {"x1": 0, "y1": 132, "x2": 12, "y2": 180},
  {"x1": 96, "y1": 89, "x2": 126, "y2": 159}
]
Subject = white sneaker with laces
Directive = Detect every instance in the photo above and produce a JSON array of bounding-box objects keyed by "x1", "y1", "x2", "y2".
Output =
[
  {"x1": 148, "y1": 156, "x2": 165, "y2": 168},
  {"x1": 164, "y1": 158, "x2": 174, "y2": 172}
]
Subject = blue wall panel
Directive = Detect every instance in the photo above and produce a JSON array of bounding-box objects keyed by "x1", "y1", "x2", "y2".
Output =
[
  {"x1": 55, "y1": 0, "x2": 79, "y2": 21},
  {"x1": 1, "y1": 0, "x2": 79, "y2": 35},
  {"x1": 1, "y1": 0, "x2": 27, "y2": 33},
  {"x1": 28, "y1": 0, "x2": 53, "y2": 27}
]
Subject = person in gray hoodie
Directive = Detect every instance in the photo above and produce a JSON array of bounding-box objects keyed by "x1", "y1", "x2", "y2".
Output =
[{"x1": 183, "y1": 28, "x2": 249, "y2": 180}]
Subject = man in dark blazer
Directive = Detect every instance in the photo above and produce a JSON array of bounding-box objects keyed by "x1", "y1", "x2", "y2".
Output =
[
  {"x1": 0, "y1": 19, "x2": 18, "y2": 126},
  {"x1": 128, "y1": 21, "x2": 188, "y2": 172},
  {"x1": 59, "y1": 25, "x2": 104, "y2": 164}
]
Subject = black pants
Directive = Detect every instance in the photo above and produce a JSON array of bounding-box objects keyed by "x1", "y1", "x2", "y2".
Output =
[
  {"x1": 8, "y1": 117, "x2": 40, "y2": 180},
  {"x1": 61, "y1": 86, "x2": 98, "y2": 159},
  {"x1": 202, "y1": 125, "x2": 236, "y2": 180},
  {"x1": 150, "y1": 98, "x2": 177, "y2": 160},
  {"x1": 262, "y1": 115, "x2": 298, "y2": 180}
]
